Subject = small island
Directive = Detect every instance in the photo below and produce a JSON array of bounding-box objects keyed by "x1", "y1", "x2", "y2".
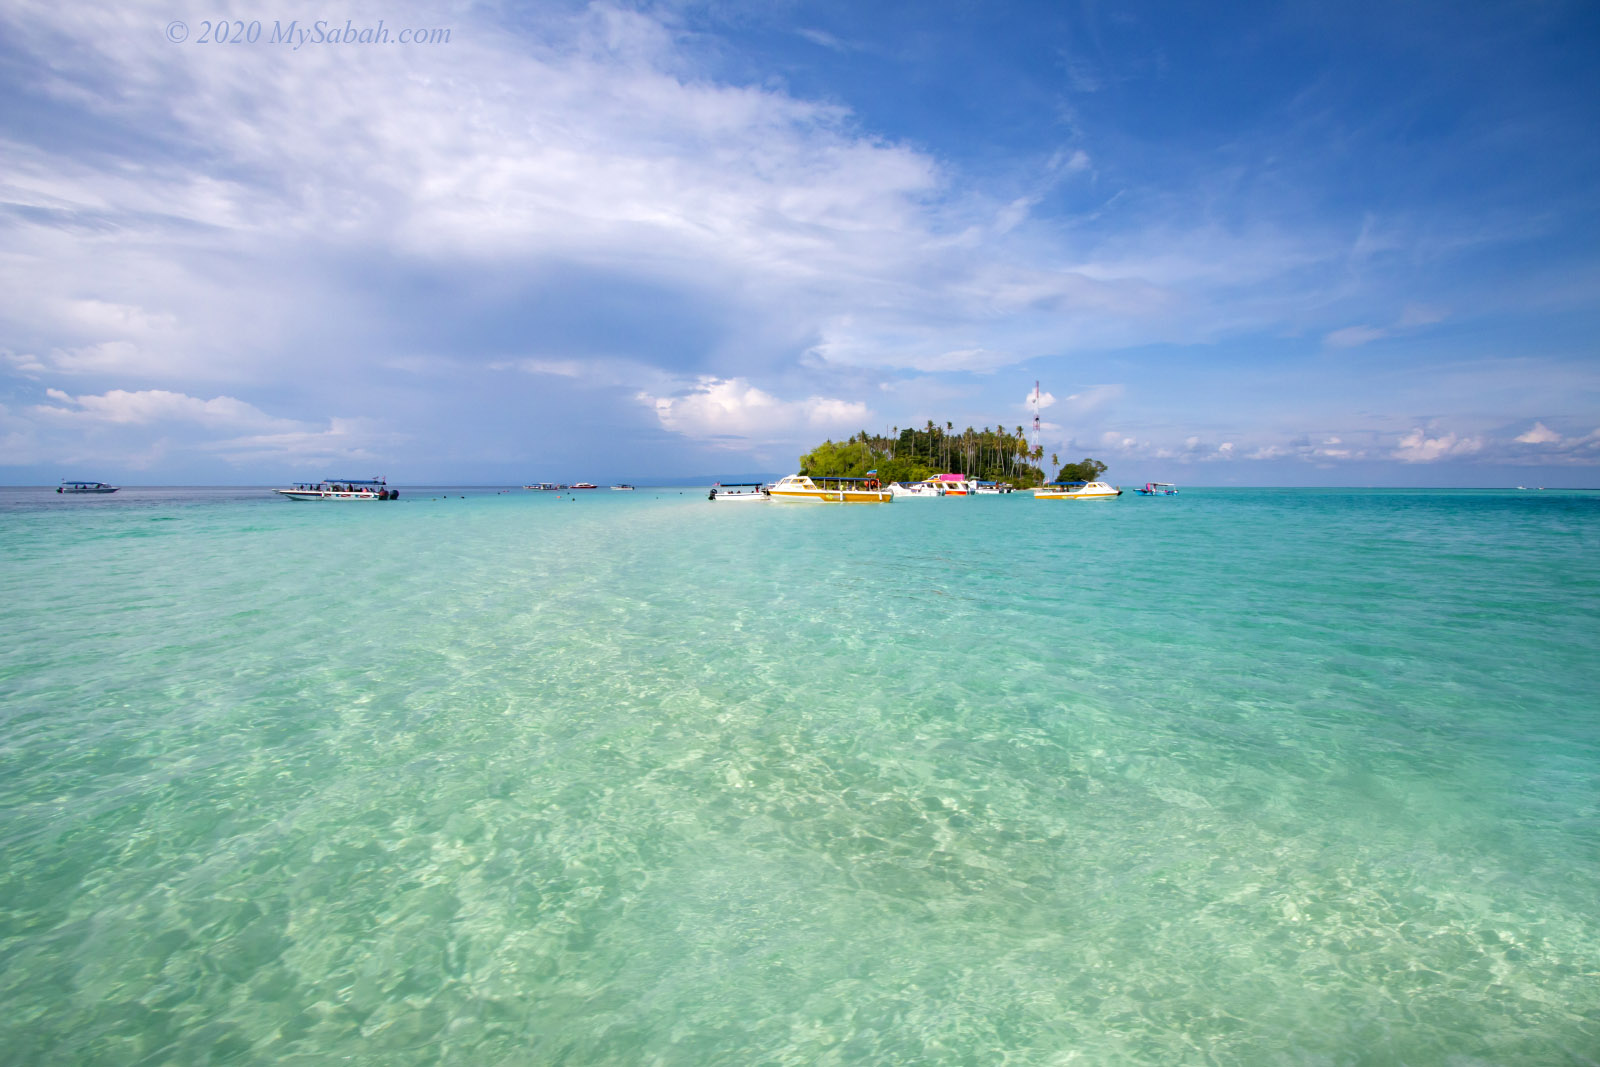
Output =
[{"x1": 798, "y1": 422, "x2": 1106, "y2": 488}]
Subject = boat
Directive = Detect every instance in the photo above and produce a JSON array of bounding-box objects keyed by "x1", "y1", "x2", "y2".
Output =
[
  {"x1": 275, "y1": 477, "x2": 399, "y2": 501},
  {"x1": 708, "y1": 482, "x2": 769, "y2": 502},
  {"x1": 972, "y1": 481, "x2": 1011, "y2": 495},
  {"x1": 571, "y1": 482, "x2": 599, "y2": 490},
  {"x1": 1033, "y1": 480, "x2": 1122, "y2": 500},
  {"x1": 523, "y1": 483, "x2": 565, "y2": 491},
  {"x1": 57, "y1": 481, "x2": 119, "y2": 494},
  {"x1": 1135, "y1": 482, "x2": 1178, "y2": 496},
  {"x1": 767, "y1": 474, "x2": 893, "y2": 503},
  {"x1": 610, "y1": 484, "x2": 635, "y2": 491},
  {"x1": 888, "y1": 480, "x2": 944, "y2": 498},
  {"x1": 930, "y1": 473, "x2": 975, "y2": 495}
]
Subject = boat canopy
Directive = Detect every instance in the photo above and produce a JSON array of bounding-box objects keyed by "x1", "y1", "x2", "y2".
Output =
[
  {"x1": 714, "y1": 482, "x2": 766, "y2": 488},
  {"x1": 324, "y1": 477, "x2": 386, "y2": 485},
  {"x1": 1045, "y1": 481, "x2": 1091, "y2": 487}
]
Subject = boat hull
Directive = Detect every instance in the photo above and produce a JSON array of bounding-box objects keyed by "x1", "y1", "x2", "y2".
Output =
[
  {"x1": 769, "y1": 489, "x2": 893, "y2": 503},
  {"x1": 1034, "y1": 489, "x2": 1121, "y2": 500},
  {"x1": 275, "y1": 490, "x2": 393, "y2": 501}
]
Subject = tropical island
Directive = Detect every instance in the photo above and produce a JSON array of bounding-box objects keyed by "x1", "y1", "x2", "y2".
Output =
[{"x1": 798, "y1": 423, "x2": 1107, "y2": 488}]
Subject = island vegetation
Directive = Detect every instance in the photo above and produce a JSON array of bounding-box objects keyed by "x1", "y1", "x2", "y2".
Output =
[{"x1": 797, "y1": 423, "x2": 1107, "y2": 487}]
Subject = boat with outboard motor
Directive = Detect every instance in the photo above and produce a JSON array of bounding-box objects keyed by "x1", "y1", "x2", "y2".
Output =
[
  {"x1": 275, "y1": 477, "x2": 399, "y2": 501},
  {"x1": 768, "y1": 474, "x2": 893, "y2": 503},
  {"x1": 1033, "y1": 480, "x2": 1122, "y2": 500},
  {"x1": 57, "y1": 481, "x2": 119, "y2": 494},
  {"x1": 1135, "y1": 482, "x2": 1178, "y2": 496},
  {"x1": 708, "y1": 482, "x2": 769, "y2": 502}
]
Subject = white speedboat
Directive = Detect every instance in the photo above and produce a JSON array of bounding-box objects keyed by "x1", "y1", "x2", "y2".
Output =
[
  {"x1": 888, "y1": 480, "x2": 943, "y2": 498},
  {"x1": 1135, "y1": 482, "x2": 1178, "y2": 496},
  {"x1": 610, "y1": 484, "x2": 636, "y2": 491},
  {"x1": 276, "y1": 477, "x2": 399, "y2": 501},
  {"x1": 57, "y1": 481, "x2": 119, "y2": 494},
  {"x1": 708, "y1": 482, "x2": 769, "y2": 502},
  {"x1": 1033, "y1": 480, "x2": 1122, "y2": 500},
  {"x1": 768, "y1": 474, "x2": 892, "y2": 503}
]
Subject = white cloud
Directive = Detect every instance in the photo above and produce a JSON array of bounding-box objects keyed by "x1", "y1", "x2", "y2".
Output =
[
  {"x1": 1515, "y1": 422, "x2": 1562, "y2": 445},
  {"x1": 1393, "y1": 428, "x2": 1483, "y2": 462},
  {"x1": 32, "y1": 388, "x2": 297, "y2": 430},
  {"x1": 1026, "y1": 389, "x2": 1057, "y2": 410},
  {"x1": 639, "y1": 377, "x2": 870, "y2": 443}
]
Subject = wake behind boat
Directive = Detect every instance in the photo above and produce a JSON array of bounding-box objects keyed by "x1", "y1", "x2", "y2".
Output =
[{"x1": 276, "y1": 477, "x2": 399, "y2": 501}]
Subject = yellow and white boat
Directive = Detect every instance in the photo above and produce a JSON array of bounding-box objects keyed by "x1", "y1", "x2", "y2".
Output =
[
  {"x1": 1033, "y1": 480, "x2": 1122, "y2": 500},
  {"x1": 768, "y1": 474, "x2": 893, "y2": 503}
]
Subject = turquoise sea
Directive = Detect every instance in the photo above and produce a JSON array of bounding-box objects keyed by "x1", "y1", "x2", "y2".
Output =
[{"x1": 2, "y1": 485, "x2": 1597, "y2": 1064}]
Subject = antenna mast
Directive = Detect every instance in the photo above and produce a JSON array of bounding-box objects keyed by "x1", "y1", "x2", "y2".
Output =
[{"x1": 1031, "y1": 381, "x2": 1041, "y2": 456}]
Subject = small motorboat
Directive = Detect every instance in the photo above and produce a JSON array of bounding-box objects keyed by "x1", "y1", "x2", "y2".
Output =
[
  {"x1": 57, "y1": 481, "x2": 119, "y2": 494},
  {"x1": 1033, "y1": 480, "x2": 1122, "y2": 500},
  {"x1": 1135, "y1": 482, "x2": 1178, "y2": 496},
  {"x1": 708, "y1": 482, "x2": 769, "y2": 502}
]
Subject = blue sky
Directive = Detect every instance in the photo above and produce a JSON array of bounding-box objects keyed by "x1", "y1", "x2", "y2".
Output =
[{"x1": 1, "y1": 0, "x2": 1597, "y2": 485}]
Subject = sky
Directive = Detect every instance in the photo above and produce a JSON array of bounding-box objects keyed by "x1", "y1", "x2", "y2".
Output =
[{"x1": 1, "y1": 0, "x2": 1597, "y2": 486}]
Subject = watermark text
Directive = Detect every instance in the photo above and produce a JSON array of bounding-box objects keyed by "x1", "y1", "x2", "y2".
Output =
[{"x1": 164, "y1": 19, "x2": 451, "y2": 49}]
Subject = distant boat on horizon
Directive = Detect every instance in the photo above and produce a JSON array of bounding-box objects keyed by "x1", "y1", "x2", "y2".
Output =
[{"x1": 57, "y1": 481, "x2": 119, "y2": 494}]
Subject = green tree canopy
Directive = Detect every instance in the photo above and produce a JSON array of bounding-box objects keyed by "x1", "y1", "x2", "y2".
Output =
[
  {"x1": 797, "y1": 424, "x2": 1048, "y2": 487},
  {"x1": 1055, "y1": 458, "x2": 1108, "y2": 483}
]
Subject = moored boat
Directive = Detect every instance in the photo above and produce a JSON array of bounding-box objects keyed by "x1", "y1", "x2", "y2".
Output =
[
  {"x1": 768, "y1": 474, "x2": 893, "y2": 503},
  {"x1": 708, "y1": 482, "x2": 769, "y2": 502},
  {"x1": 57, "y1": 481, "x2": 119, "y2": 494},
  {"x1": 275, "y1": 477, "x2": 399, "y2": 501},
  {"x1": 610, "y1": 484, "x2": 636, "y2": 491},
  {"x1": 1135, "y1": 482, "x2": 1178, "y2": 496},
  {"x1": 930, "y1": 473, "x2": 975, "y2": 495},
  {"x1": 571, "y1": 482, "x2": 599, "y2": 489},
  {"x1": 888, "y1": 480, "x2": 944, "y2": 498},
  {"x1": 1033, "y1": 480, "x2": 1121, "y2": 500}
]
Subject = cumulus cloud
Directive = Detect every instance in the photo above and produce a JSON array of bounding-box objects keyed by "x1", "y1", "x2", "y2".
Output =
[
  {"x1": 639, "y1": 377, "x2": 870, "y2": 443},
  {"x1": 1393, "y1": 428, "x2": 1483, "y2": 462},
  {"x1": 1023, "y1": 388, "x2": 1057, "y2": 410},
  {"x1": 1515, "y1": 422, "x2": 1562, "y2": 445}
]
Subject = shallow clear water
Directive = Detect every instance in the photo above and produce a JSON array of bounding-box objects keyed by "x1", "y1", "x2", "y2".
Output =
[{"x1": 2, "y1": 486, "x2": 1597, "y2": 1064}]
